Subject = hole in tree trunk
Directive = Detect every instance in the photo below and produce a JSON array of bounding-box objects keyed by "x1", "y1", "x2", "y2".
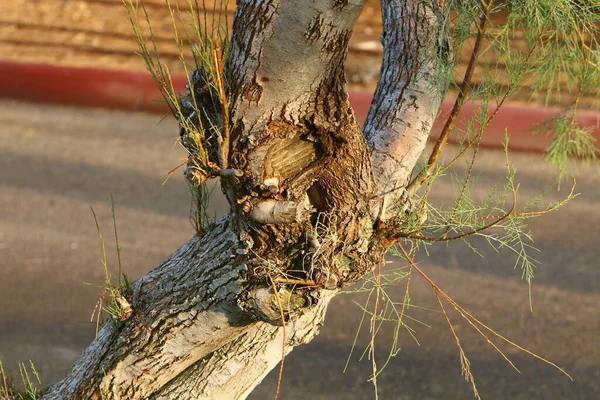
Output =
[{"x1": 307, "y1": 181, "x2": 328, "y2": 212}]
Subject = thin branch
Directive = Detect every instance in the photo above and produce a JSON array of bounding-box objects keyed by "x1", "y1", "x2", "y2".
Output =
[
  {"x1": 435, "y1": 292, "x2": 481, "y2": 400},
  {"x1": 211, "y1": 37, "x2": 230, "y2": 169},
  {"x1": 375, "y1": 262, "x2": 413, "y2": 376},
  {"x1": 407, "y1": 0, "x2": 495, "y2": 195},
  {"x1": 369, "y1": 261, "x2": 382, "y2": 400},
  {"x1": 478, "y1": 180, "x2": 576, "y2": 220},
  {"x1": 162, "y1": 159, "x2": 189, "y2": 185},
  {"x1": 437, "y1": 23, "x2": 543, "y2": 175},
  {"x1": 269, "y1": 276, "x2": 286, "y2": 400},
  {"x1": 441, "y1": 128, "x2": 484, "y2": 239},
  {"x1": 344, "y1": 290, "x2": 374, "y2": 373},
  {"x1": 398, "y1": 243, "x2": 573, "y2": 381},
  {"x1": 110, "y1": 194, "x2": 123, "y2": 284},
  {"x1": 438, "y1": 97, "x2": 506, "y2": 175},
  {"x1": 404, "y1": 185, "x2": 516, "y2": 242}
]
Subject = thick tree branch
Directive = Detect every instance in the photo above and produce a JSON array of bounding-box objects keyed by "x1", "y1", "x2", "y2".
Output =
[
  {"x1": 363, "y1": 0, "x2": 450, "y2": 221},
  {"x1": 226, "y1": 0, "x2": 374, "y2": 219},
  {"x1": 228, "y1": 0, "x2": 366, "y2": 131}
]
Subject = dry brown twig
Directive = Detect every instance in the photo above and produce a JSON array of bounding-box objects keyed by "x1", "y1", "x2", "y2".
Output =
[
  {"x1": 396, "y1": 243, "x2": 573, "y2": 387},
  {"x1": 368, "y1": 261, "x2": 383, "y2": 400},
  {"x1": 268, "y1": 276, "x2": 287, "y2": 400},
  {"x1": 210, "y1": 37, "x2": 230, "y2": 169},
  {"x1": 407, "y1": 0, "x2": 495, "y2": 196}
]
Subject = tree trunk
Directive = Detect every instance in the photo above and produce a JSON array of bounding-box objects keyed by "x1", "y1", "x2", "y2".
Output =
[
  {"x1": 44, "y1": 1, "x2": 450, "y2": 398},
  {"x1": 45, "y1": 222, "x2": 335, "y2": 399}
]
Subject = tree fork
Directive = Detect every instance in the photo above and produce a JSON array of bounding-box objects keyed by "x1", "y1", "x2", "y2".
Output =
[{"x1": 44, "y1": 1, "x2": 451, "y2": 398}]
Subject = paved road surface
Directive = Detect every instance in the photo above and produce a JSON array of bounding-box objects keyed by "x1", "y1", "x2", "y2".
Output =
[{"x1": 1, "y1": 100, "x2": 598, "y2": 399}]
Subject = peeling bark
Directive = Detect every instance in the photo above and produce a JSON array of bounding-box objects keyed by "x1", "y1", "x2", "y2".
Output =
[{"x1": 44, "y1": 1, "x2": 452, "y2": 398}]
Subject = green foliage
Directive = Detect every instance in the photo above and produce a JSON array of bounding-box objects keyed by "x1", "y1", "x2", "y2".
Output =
[
  {"x1": 430, "y1": 0, "x2": 600, "y2": 180},
  {"x1": 482, "y1": 0, "x2": 599, "y2": 175},
  {"x1": 505, "y1": 0, "x2": 600, "y2": 176},
  {"x1": 123, "y1": 0, "x2": 231, "y2": 234},
  {"x1": 122, "y1": 0, "x2": 230, "y2": 168},
  {"x1": 0, "y1": 360, "x2": 43, "y2": 400},
  {"x1": 411, "y1": 135, "x2": 576, "y2": 292},
  {"x1": 88, "y1": 197, "x2": 133, "y2": 334},
  {"x1": 189, "y1": 181, "x2": 216, "y2": 236},
  {"x1": 535, "y1": 110, "x2": 598, "y2": 178}
]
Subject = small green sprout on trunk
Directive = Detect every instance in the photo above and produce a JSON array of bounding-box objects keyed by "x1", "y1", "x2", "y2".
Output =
[{"x1": 88, "y1": 195, "x2": 133, "y2": 334}]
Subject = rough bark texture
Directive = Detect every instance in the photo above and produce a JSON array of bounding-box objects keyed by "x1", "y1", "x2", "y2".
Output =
[
  {"x1": 364, "y1": 0, "x2": 449, "y2": 221},
  {"x1": 44, "y1": 1, "x2": 451, "y2": 399},
  {"x1": 45, "y1": 221, "x2": 335, "y2": 399}
]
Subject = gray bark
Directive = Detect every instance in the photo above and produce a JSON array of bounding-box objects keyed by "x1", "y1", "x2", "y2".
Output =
[
  {"x1": 364, "y1": 0, "x2": 449, "y2": 221},
  {"x1": 44, "y1": 1, "x2": 451, "y2": 398},
  {"x1": 46, "y1": 221, "x2": 334, "y2": 399}
]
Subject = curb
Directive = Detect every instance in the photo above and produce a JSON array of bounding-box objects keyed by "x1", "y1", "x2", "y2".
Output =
[{"x1": 1, "y1": 61, "x2": 598, "y2": 153}]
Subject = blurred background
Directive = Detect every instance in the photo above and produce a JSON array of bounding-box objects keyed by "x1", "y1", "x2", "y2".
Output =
[{"x1": 1, "y1": 1, "x2": 599, "y2": 399}]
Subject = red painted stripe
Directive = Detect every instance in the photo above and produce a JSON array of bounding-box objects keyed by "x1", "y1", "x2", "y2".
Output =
[
  {"x1": 1, "y1": 61, "x2": 598, "y2": 153},
  {"x1": 0, "y1": 62, "x2": 144, "y2": 111},
  {"x1": 348, "y1": 91, "x2": 600, "y2": 153}
]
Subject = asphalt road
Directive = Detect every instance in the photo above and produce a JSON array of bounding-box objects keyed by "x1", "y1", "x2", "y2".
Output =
[{"x1": 0, "y1": 99, "x2": 598, "y2": 399}]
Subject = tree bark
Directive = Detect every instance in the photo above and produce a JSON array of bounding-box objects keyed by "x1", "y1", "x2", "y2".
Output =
[
  {"x1": 364, "y1": 0, "x2": 449, "y2": 221},
  {"x1": 44, "y1": 1, "x2": 450, "y2": 398},
  {"x1": 45, "y1": 221, "x2": 335, "y2": 399}
]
